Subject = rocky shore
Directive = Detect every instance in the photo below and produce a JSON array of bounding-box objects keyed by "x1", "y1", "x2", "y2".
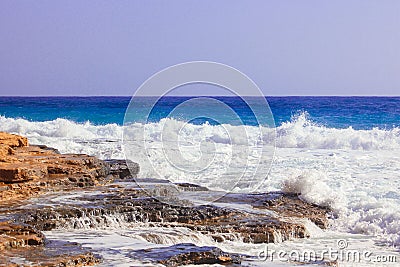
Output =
[{"x1": 0, "y1": 132, "x2": 332, "y2": 266}]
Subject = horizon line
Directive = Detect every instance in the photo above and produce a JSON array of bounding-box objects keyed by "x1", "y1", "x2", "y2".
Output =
[{"x1": 0, "y1": 95, "x2": 399, "y2": 97}]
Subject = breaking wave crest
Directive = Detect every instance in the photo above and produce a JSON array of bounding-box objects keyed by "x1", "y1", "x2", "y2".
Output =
[
  {"x1": 274, "y1": 112, "x2": 400, "y2": 150},
  {"x1": 2, "y1": 114, "x2": 400, "y2": 247},
  {"x1": 1, "y1": 113, "x2": 399, "y2": 156}
]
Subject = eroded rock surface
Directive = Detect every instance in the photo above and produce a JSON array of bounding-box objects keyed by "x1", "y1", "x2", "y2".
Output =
[
  {"x1": 0, "y1": 132, "x2": 332, "y2": 266},
  {"x1": 0, "y1": 221, "x2": 44, "y2": 250},
  {"x1": 0, "y1": 132, "x2": 28, "y2": 159},
  {"x1": 0, "y1": 221, "x2": 100, "y2": 267},
  {"x1": 17, "y1": 187, "x2": 330, "y2": 244},
  {"x1": 0, "y1": 132, "x2": 118, "y2": 266},
  {"x1": 105, "y1": 159, "x2": 139, "y2": 179},
  {"x1": 0, "y1": 132, "x2": 130, "y2": 202},
  {"x1": 131, "y1": 243, "x2": 242, "y2": 266}
]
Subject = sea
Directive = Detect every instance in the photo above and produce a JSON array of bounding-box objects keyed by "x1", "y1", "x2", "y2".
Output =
[{"x1": 1, "y1": 96, "x2": 400, "y2": 266}]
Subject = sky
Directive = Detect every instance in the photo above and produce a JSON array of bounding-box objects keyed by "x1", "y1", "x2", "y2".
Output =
[{"x1": 0, "y1": 0, "x2": 399, "y2": 96}]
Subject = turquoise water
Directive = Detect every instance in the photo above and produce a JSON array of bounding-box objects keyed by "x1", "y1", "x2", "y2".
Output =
[{"x1": 0, "y1": 96, "x2": 399, "y2": 129}]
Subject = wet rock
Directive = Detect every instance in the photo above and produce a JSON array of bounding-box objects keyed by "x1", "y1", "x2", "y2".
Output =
[
  {"x1": 131, "y1": 243, "x2": 241, "y2": 266},
  {"x1": 0, "y1": 239, "x2": 101, "y2": 267},
  {"x1": 0, "y1": 132, "x2": 332, "y2": 266},
  {"x1": 219, "y1": 192, "x2": 331, "y2": 229},
  {"x1": 104, "y1": 159, "x2": 139, "y2": 179},
  {"x1": 0, "y1": 221, "x2": 44, "y2": 250},
  {"x1": 174, "y1": 182, "x2": 209, "y2": 192},
  {"x1": 33, "y1": 144, "x2": 60, "y2": 154},
  {"x1": 18, "y1": 187, "x2": 330, "y2": 244},
  {"x1": 0, "y1": 220, "x2": 100, "y2": 266}
]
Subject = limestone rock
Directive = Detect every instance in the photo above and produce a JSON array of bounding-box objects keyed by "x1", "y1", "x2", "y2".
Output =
[
  {"x1": 19, "y1": 187, "x2": 330, "y2": 244},
  {"x1": 131, "y1": 243, "x2": 241, "y2": 266},
  {"x1": 0, "y1": 132, "x2": 28, "y2": 149},
  {"x1": 104, "y1": 159, "x2": 139, "y2": 179},
  {"x1": 0, "y1": 132, "x2": 110, "y2": 200},
  {"x1": 0, "y1": 221, "x2": 44, "y2": 251},
  {"x1": 0, "y1": 132, "x2": 28, "y2": 159}
]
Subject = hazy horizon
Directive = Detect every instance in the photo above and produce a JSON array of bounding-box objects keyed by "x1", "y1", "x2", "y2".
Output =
[
  {"x1": 6, "y1": 93, "x2": 400, "y2": 97},
  {"x1": 1, "y1": 0, "x2": 399, "y2": 96}
]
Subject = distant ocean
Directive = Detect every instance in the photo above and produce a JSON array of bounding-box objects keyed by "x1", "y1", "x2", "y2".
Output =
[
  {"x1": 1, "y1": 96, "x2": 399, "y2": 129},
  {"x1": 1, "y1": 96, "x2": 400, "y2": 266}
]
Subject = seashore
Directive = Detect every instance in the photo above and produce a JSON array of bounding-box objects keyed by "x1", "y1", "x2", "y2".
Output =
[{"x1": 0, "y1": 132, "x2": 332, "y2": 266}]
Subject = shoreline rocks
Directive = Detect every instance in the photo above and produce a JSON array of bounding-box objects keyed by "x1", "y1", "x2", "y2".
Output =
[
  {"x1": 17, "y1": 188, "x2": 329, "y2": 244},
  {"x1": 0, "y1": 221, "x2": 45, "y2": 250},
  {"x1": 0, "y1": 132, "x2": 132, "y2": 203},
  {"x1": 0, "y1": 221, "x2": 100, "y2": 267},
  {"x1": 131, "y1": 243, "x2": 242, "y2": 266},
  {"x1": 0, "y1": 132, "x2": 118, "y2": 266},
  {"x1": 0, "y1": 132, "x2": 331, "y2": 266}
]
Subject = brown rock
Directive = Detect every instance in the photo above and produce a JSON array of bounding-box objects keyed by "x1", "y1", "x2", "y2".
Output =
[
  {"x1": 0, "y1": 132, "x2": 28, "y2": 148},
  {"x1": 0, "y1": 132, "x2": 111, "y2": 200},
  {"x1": 19, "y1": 188, "x2": 330, "y2": 245},
  {"x1": 0, "y1": 238, "x2": 100, "y2": 267},
  {"x1": 0, "y1": 132, "x2": 331, "y2": 266},
  {"x1": 0, "y1": 133, "x2": 147, "y2": 266},
  {"x1": 0, "y1": 221, "x2": 100, "y2": 266},
  {"x1": 131, "y1": 243, "x2": 241, "y2": 266},
  {"x1": 0, "y1": 221, "x2": 44, "y2": 251},
  {"x1": 0, "y1": 132, "x2": 28, "y2": 159},
  {"x1": 0, "y1": 163, "x2": 48, "y2": 183}
]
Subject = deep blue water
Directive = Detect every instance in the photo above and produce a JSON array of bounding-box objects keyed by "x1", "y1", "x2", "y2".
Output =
[{"x1": 0, "y1": 96, "x2": 399, "y2": 130}]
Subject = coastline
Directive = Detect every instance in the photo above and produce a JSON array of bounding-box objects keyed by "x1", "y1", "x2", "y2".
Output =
[{"x1": 0, "y1": 131, "x2": 332, "y2": 266}]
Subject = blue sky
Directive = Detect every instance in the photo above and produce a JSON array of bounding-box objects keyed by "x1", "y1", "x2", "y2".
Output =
[{"x1": 0, "y1": 0, "x2": 399, "y2": 96}]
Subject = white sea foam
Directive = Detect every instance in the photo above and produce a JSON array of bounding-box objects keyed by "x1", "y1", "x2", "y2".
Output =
[
  {"x1": 271, "y1": 113, "x2": 400, "y2": 150},
  {"x1": 282, "y1": 170, "x2": 347, "y2": 212},
  {"x1": 1, "y1": 113, "x2": 399, "y2": 153},
  {"x1": 270, "y1": 148, "x2": 400, "y2": 247},
  {"x1": 0, "y1": 116, "x2": 124, "y2": 159},
  {"x1": 1, "y1": 114, "x2": 400, "y2": 249}
]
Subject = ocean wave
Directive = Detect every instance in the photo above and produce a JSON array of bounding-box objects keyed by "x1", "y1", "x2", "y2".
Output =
[
  {"x1": 280, "y1": 168, "x2": 400, "y2": 246},
  {"x1": 1, "y1": 113, "x2": 399, "y2": 152},
  {"x1": 0, "y1": 116, "x2": 124, "y2": 159},
  {"x1": 282, "y1": 170, "x2": 347, "y2": 211},
  {"x1": 2, "y1": 115, "x2": 400, "y2": 246},
  {"x1": 273, "y1": 112, "x2": 400, "y2": 150}
]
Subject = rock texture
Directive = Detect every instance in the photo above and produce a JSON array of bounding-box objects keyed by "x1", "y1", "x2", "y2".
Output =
[
  {"x1": 0, "y1": 221, "x2": 44, "y2": 250},
  {"x1": 0, "y1": 221, "x2": 100, "y2": 267},
  {"x1": 105, "y1": 159, "x2": 139, "y2": 179},
  {"x1": 0, "y1": 132, "x2": 117, "y2": 266},
  {"x1": 0, "y1": 132, "x2": 28, "y2": 159},
  {"x1": 0, "y1": 132, "x2": 332, "y2": 266},
  {"x1": 131, "y1": 243, "x2": 242, "y2": 266},
  {"x1": 18, "y1": 188, "x2": 330, "y2": 244},
  {"x1": 0, "y1": 132, "x2": 113, "y2": 202}
]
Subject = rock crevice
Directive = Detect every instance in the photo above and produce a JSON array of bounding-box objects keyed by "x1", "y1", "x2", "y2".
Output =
[{"x1": 0, "y1": 132, "x2": 331, "y2": 266}]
